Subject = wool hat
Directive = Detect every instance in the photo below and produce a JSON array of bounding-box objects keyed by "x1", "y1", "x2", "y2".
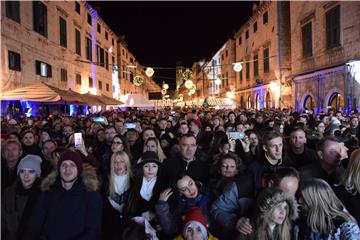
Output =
[
  {"x1": 8, "y1": 119, "x2": 17, "y2": 125},
  {"x1": 138, "y1": 151, "x2": 161, "y2": 166},
  {"x1": 17, "y1": 154, "x2": 42, "y2": 177},
  {"x1": 190, "y1": 119, "x2": 202, "y2": 129},
  {"x1": 183, "y1": 207, "x2": 208, "y2": 238},
  {"x1": 57, "y1": 150, "x2": 83, "y2": 174}
]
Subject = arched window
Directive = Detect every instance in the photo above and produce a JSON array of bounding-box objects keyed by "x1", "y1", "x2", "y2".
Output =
[
  {"x1": 247, "y1": 95, "x2": 252, "y2": 109},
  {"x1": 328, "y1": 92, "x2": 344, "y2": 111},
  {"x1": 265, "y1": 92, "x2": 271, "y2": 109},
  {"x1": 255, "y1": 94, "x2": 260, "y2": 110},
  {"x1": 303, "y1": 95, "x2": 314, "y2": 110}
]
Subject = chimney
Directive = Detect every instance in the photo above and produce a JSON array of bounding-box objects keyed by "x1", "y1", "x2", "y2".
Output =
[{"x1": 252, "y1": 3, "x2": 258, "y2": 13}]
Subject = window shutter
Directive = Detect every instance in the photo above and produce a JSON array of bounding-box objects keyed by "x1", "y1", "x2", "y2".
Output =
[
  {"x1": 35, "y1": 60, "x2": 41, "y2": 75},
  {"x1": 47, "y1": 64, "x2": 52, "y2": 77}
]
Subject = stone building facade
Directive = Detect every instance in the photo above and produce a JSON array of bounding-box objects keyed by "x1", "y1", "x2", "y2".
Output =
[
  {"x1": 290, "y1": 1, "x2": 360, "y2": 113},
  {"x1": 219, "y1": 39, "x2": 236, "y2": 97},
  {"x1": 117, "y1": 37, "x2": 160, "y2": 98},
  {"x1": 234, "y1": 1, "x2": 292, "y2": 109},
  {"x1": 1, "y1": 1, "x2": 118, "y2": 98}
]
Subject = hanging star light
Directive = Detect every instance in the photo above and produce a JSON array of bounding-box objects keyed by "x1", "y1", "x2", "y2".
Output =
[
  {"x1": 215, "y1": 77, "x2": 222, "y2": 85},
  {"x1": 133, "y1": 76, "x2": 144, "y2": 86},
  {"x1": 233, "y1": 62, "x2": 243, "y2": 72},
  {"x1": 145, "y1": 67, "x2": 155, "y2": 77}
]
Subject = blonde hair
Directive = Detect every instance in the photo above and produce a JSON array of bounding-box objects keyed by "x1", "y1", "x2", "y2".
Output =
[
  {"x1": 339, "y1": 148, "x2": 360, "y2": 195},
  {"x1": 301, "y1": 178, "x2": 355, "y2": 236},
  {"x1": 254, "y1": 188, "x2": 295, "y2": 240},
  {"x1": 143, "y1": 137, "x2": 166, "y2": 163},
  {"x1": 108, "y1": 151, "x2": 132, "y2": 199},
  {"x1": 255, "y1": 217, "x2": 292, "y2": 240}
]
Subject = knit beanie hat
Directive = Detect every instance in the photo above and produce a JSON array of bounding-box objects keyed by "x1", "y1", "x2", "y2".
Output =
[
  {"x1": 17, "y1": 154, "x2": 42, "y2": 177},
  {"x1": 183, "y1": 207, "x2": 208, "y2": 238},
  {"x1": 191, "y1": 119, "x2": 202, "y2": 129},
  {"x1": 57, "y1": 150, "x2": 83, "y2": 174}
]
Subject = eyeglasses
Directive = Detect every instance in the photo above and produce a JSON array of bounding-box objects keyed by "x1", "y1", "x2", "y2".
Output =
[{"x1": 112, "y1": 141, "x2": 123, "y2": 145}]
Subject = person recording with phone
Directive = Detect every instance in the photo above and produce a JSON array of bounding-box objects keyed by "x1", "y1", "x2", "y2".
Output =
[{"x1": 65, "y1": 133, "x2": 100, "y2": 170}]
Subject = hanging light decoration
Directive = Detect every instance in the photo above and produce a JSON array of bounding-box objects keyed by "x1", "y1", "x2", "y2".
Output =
[
  {"x1": 182, "y1": 69, "x2": 193, "y2": 81},
  {"x1": 233, "y1": 62, "x2": 243, "y2": 72},
  {"x1": 185, "y1": 80, "x2": 193, "y2": 89},
  {"x1": 189, "y1": 88, "x2": 196, "y2": 95},
  {"x1": 182, "y1": 68, "x2": 193, "y2": 89},
  {"x1": 215, "y1": 77, "x2": 222, "y2": 85},
  {"x1": 163, "y1": 83, "x2": 169, "y2": 90},
  {"x1": 133, "y1": 76, "x2": 144, "y2": 86},
  {"x1": 161, "y1": 89, "x2": 167, "y2": 95},
  {"x1": 145, "y1": 67, "x2": 155, "y2": 77}
]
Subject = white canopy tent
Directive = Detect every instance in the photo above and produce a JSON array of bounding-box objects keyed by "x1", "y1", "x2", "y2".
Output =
[
  {"x1": 0, "y1": 83, "x2": 84, "y2": 103},
  {"x1": 120, "y1": 94, "x2": 155, "y2": 108}
]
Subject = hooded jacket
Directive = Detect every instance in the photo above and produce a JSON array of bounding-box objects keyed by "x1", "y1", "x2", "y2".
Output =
[
  {"x1": 22, "y1": 164, "x2": 102, "y2": 240},
  {"x1": 239, "y1": 188, "x2": 299, "y2": 240}
]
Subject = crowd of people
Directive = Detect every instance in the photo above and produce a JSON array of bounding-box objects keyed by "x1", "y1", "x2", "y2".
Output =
[{"x1": 1, "y1": 107, "x2": 360, "y2": 240}]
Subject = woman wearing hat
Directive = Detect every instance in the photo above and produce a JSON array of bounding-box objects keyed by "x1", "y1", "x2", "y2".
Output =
[
  {"x1": 123, "y1": 151, "x2": 168, "y2": 223},
  {"x1": 2, "y1": 154, "x2": 42, "y2": 240},
  {"x1": 238, "y1": 187, "x2": 299, "y2": 240}
]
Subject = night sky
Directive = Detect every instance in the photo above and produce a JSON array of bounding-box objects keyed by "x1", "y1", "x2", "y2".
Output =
[{"x1": 88, "y1": 1, "x2": 255, "y2": 89}]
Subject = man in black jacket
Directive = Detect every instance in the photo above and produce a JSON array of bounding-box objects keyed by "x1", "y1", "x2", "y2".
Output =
[
  {"x1": 286, "y1": 127, "x2": 319, "y2": 169},
  {"x1": 164, "y1": 133, "x2": 209, "y2": 186},
  {"x1": 247, "y1": 130, "x2": 286, "y2": 188},
  {"x1": 23, "y1": 151, "x2": 102, "y2": 240}
]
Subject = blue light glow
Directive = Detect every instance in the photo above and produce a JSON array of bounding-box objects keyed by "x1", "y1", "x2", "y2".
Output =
[
  {"x1": 69, "y1": 104, "x2": 76, "y2": 116},
  {"x1": 21, "y1": 100, "x2": 33, "y2": 117}
]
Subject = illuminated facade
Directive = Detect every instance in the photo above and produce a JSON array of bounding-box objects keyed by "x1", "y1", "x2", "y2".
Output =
[
  {"x1": 1, "y1": 1, "x2": 118, "y2": 99},
  {"x1": 290, "y1": 1, "x2": 360, "y2": 113},
  {"x1": 234, "y1": 2, "x2": 292, "y2": 109},
  {"x1": 219, "y1": 39, "x2": 236, "y2": 97}
]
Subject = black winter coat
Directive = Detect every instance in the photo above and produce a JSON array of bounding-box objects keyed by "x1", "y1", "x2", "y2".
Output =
[{"x1": 22, "y1": 164, "x2": 102, "y2": 240}]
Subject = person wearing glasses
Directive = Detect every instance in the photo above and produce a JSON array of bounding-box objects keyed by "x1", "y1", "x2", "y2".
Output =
[{"x1": 99, "y1": 134, "x2": 131, "y2": 180}]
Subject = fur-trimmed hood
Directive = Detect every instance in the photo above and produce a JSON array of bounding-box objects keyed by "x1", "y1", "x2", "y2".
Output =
[
  {"x1": 41, "y1": 163, "x2": 99, "y2": 192},
  {"x1": 255, "y1": 187, "x2": 299, "y2": 223}
]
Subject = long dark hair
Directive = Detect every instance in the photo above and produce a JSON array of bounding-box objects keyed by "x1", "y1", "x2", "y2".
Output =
[{"x1": 124, "y1": 161, "x2": 167, "y2": 218}]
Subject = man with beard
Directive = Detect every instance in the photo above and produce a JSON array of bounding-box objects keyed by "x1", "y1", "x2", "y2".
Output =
[{"x1": 23, "y1": 151, "x2": 102, "y2": 240}]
